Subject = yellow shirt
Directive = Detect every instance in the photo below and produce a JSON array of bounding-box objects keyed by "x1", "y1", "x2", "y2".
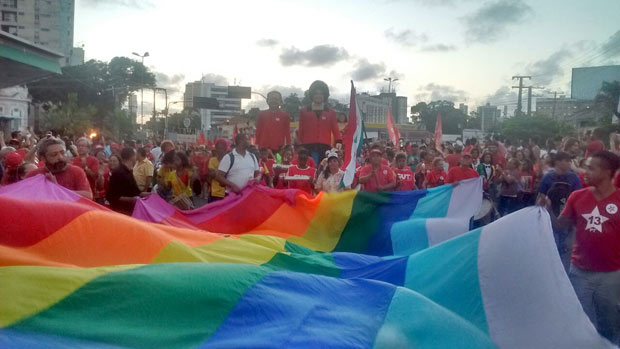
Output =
[
  {"x1": 209, "y1": 157, "x2": 226, "y2": 198},
  {"x1": 133, "y1": 159, "x2": 154, "y2": 191}
]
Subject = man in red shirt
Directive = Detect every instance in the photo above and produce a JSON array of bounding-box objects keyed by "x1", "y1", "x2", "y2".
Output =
[
  {"x1": 549, "y1": 151, "x2": 620, "y2": 342},
  {"x1": 27, "y1": 137, "x2": 92, "y2": 199},
  {"x1": 72, "y1": 137, "x2": 99, "y2": 194},
  {"x1": 286, "y1": 148, "x2": 315, "y2": 195},
  {"x1": 488, "y1": 142, "x2": 506, "y2": 169},
  {"x1": 358, "y1": 149, "x2": 397, "y2": 192},
  {"x1": 298, "y1": 80, "x2": 341, "y2": 165},
  {"x1": 447, "y1": 152, "x2": 479, "y2": 184},
  {"x1": 393, "y1": 152, "x2": 415, "y2": 191},
  {"x1": 444, "y1": 145, "x2": 462, "y2": 170},
  {"x1": 256, "y1": 91, "x2": 291, "y2": 153}
]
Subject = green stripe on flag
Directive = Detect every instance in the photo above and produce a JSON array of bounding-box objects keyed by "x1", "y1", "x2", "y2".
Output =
[{"x1": 9, "y1": 263, "x2": 270, "y2": 348}]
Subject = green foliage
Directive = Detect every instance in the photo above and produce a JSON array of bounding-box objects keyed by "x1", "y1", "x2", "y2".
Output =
[
  {"x1": 40, "y1": 93, "x2": 95, "y2": 137},
  {"x1": 283, "y1": 93, "x2": 302, "y2": 121},
  {"x1": 498, "y1": 115, "x2": 575, "y2": 141},
  {"x1": 28, "y1": 56, "x2": 156, "y2": 133},
  {"x1": 410, "y1": 100, "x2": 470, "y2": 134}
]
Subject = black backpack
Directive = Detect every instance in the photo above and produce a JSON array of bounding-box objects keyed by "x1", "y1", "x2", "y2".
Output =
[
  {"x1": 224, "y1": 152, "x2": 258, "y2": 177},
  {"x1": 546, "y1": 173, "x2": 573, "y2": 217}
]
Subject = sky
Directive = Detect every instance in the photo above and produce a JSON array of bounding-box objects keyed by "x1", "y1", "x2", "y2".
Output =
[{"x1": 74, "y1": 0, "x2": 620, "y2": 118}]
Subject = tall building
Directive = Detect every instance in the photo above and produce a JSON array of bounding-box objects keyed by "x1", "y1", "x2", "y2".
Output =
[
  {"x1": 571, "y1": 65, "x2": 620, "y2": 100},
  {"x1": 477, "y1": 103, "x2": 501, "y2": 132},
  {"x1": 183, "y1": 80, "x2": 242, "y2": 132},
  {"x1": 536, "y1": 96, "x2": 594, "y2": 127},
  {"x1": 459, "y1": 103, "x2": 469, "y2": 117},
  {"x1": 0, "y1": 0, "x2": 77, "y2": 66},
  {"x1": 356, "y1": 92, "x2": 408, "y2": 125}
]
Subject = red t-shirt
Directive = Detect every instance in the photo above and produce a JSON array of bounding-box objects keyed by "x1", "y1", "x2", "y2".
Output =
[
  {"x1": 286, "y1": 165, "x2": 315, "y2": 194},
  {"x1": 72, "y1": 155, "x2": 99, "y2": 191},
  {"x1": 26, "y1": 164, "x2": 92, "y2": 195},
  {"x1": 445, "y1": 154, "x2": 462, "y2": 170},
  {"x1": 256, "y1": 109, "x2": 291, "y2": 151},
  {"x1": 292, "y1": 156, "x2": 316, "y2": 169},
  {"x1": 447, "y1": 167, "x2": 479, "y2": 183},
  {"x1": 359, "y1": 165, "x2": 395, "y2": 192},
  {"x1": 393, "y1": 167, "x2": 416, "y2": 191},
  {"x1": 518, "y1": 171, "x2": 536, "y2": 193},
  {"x1": 585, "y1": 140, "x2": 605, "y2": 158},
  {"x1": 426, "y1": 169, "x2": 447, "y2": 188},
  {"x1": 561, "y1": 188, "x2": 620, "y2": 271}
]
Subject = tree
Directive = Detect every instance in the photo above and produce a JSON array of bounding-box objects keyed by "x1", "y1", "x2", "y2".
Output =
[
  {"x1": 283, "y1": 93, "x2": 302, "y2": 121},
  {"x1": 498, "y1": 115, "x2": 575, "y2": 141},
  {"x1": 39, "y1": 93, "x2": 95, "y2": 137},
  {"x1": 28, "y1": 57, "x2": 156, "y2": 132},
  {"x1": 410, "y1": 100, "x2": 468, "y2": 134}
]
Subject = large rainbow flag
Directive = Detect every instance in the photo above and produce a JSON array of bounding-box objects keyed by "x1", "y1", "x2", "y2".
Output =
[{"x1": 0, "y1": 175, "x2": 613, "y2": 348}]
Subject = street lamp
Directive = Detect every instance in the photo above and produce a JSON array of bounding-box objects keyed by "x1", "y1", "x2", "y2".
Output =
[
  {"x1": 132, "y1": 51, "x2": 149, "y2": 126},
  {"x1": 384, "y1": 77, "x2": 399, "y2": 93}
]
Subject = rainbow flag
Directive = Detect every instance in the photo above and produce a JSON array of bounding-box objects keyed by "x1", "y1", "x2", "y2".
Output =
[{"x1": 0, "y1": 176, "x2": 612, "y2": 348}]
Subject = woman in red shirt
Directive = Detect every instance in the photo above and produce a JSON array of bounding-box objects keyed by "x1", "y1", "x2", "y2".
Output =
[{"x1": 425, "y1": 157, "x2": 447, "y2": 188}]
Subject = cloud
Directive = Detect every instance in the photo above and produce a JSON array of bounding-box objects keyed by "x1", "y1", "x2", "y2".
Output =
[
  {"x1": 256, "y1": 39, "x2": 279, "y2": 47},
  {"x1": 415, "y1": 83, "x2": 468, "y2": 102},
  {"x1": 350, "y1": 59, "x2": 387, "y2": 81},
  {"x1": 526, "y1": 48, "x2": 573, "y2": 85},
  {"x1": 200, "y1": 73, "x2": 228, "y2": 86},
  {"x1": 600, "y1": 30, "x2": 620, "y2": 62},
  {"x1": 462, "y1": 0, "x2": 532, "y2": 44},
  {"x1": 81, "y1": 0, "x2": 153, "y2": 8},
  {"x1": 484, "y1": 86, "x2": 519, "y2": 106},
  {"x1": 420, "y1": 43, "x2": 458, "y2": 52},
  {"x1": 154, "y1": 72, "x2": 185, "y2": 93},
  {"x1": 259, "y1": 85, "x2": 305, "y2": 98},
  {"x1": 279, "y1": 45, "x2": 349, "y2": 67},
  {"x1": 384, "y1": 28, "x2": 428, "y2": 47}
]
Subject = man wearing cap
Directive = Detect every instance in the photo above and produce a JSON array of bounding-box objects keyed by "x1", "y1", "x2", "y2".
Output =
[
  {"x1": 0, "y1": 151, "x2": 24, "y2": 185},
  {"x1": 256, "y1": 91, "x2": 291, "y2": 154},
  {"x1": 447, "y1": 151, "x2": 479, "y2": 184},
  {"x1": 298, "y1": 80, "x2": 341, "y2": 165},
  {"x1": 26, "y1": 137, "x2": 92, "y2": 199},
  {"x1": 358, "y1": 148, "x2": 397, "y2": 192}
]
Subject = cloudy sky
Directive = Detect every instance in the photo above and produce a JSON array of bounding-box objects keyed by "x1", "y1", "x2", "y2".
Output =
[{"x1": 75, "y1": 0, "x2": 620, "y2": 117}]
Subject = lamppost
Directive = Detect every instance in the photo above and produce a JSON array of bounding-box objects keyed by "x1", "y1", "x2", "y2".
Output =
[
  {"x1": 384, "y1": 77, "x2": 399, "y2": 93},
  {"x1": 132, "y1": 51, "x2": 149, "y2": 127}
]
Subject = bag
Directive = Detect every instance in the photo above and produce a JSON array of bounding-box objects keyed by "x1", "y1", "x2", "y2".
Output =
[
  {"x1": 546, "y1": 174, "x2": 572, "y2": 217},
  {"x1": 225, "y1": 152, "x2": 258, "y2": 176}
]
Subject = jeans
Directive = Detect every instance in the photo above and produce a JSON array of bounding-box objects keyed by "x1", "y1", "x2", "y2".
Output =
[
  {"x1": 569, "y1": 264, "x2": 620, "y2": 344},
  {"x1": 498, "y1": 196, "x2": 519, "y2": 216}
]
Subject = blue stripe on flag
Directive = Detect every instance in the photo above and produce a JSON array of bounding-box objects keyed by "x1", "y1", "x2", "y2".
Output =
[
  {"x1": 410, "y1": 185, "x2": 452, "y2": 219},
  {"x1": 404, "y1": 228, "x2": 489, "y2": 333}
]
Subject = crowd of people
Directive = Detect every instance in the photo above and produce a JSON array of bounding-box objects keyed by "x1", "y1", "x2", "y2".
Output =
[{"x1": 0, "y1": 79, "x2": 619, "y2": 344}]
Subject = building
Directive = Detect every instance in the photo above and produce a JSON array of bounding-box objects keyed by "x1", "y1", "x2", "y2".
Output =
[
  {"x1": 477, "y1": 103, "x2": 501, "y2": 132},
  {"x1": 459, "y1": 103, "x2": 469, "y2": 117},
  {"x1": 571, "y1": 65, "x2": 620, "y2": 100},
  {"x1": 0, "y1": 0, "x2": 80, "y2": 66},
  {"x1": 183, "y1": 80, "x2": 242, "y2": 133},
  {"x1": 0, "y1": 30, "x2": 62, "y2": 135},
  {"x1": 536, "y1": 96, "x2": 595, "y2": 127},
  {"x1": 356, "y1": 92, "x2": 408, "y2": 125}
]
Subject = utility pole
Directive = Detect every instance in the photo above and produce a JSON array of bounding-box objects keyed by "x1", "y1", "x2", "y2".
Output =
[
  {"x1": 132, "y1": 51, "x2": 150, "y2": 128},
  {"x1": 512, "y1": 75, "x2": 531, "y2": 116},
  {"x1": 525, "y1": 86, "x2": 544, "y2": 117},
  {"x1": 549, "y1": 91, "x2": 564, "y2": 120}
]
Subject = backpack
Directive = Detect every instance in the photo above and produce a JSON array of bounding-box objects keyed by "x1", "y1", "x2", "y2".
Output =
[
  {"x1": 225, "y1": 152, "x2": 258, "y2": 177},
  {"x1": 546, "y1": 173, "x2": 573, "y2": 217}
]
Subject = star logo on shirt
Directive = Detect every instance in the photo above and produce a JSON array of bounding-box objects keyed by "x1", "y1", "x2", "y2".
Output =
[{"x1": 581, "y1": 206, "x2": 609, "y2": 233}]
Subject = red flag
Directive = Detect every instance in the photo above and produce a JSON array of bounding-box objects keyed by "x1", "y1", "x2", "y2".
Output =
[
  {"x1": 232, "y1": 123, "x2": 238, "y2": 140},
  {"x1": 386, "y1": 107, "x2": 401, "y2": 147},
  {"x1": 434, "y1": 113, "x2": 442, "y2": 151},
  {"x1": 197, "y1": 133, "x2": 206, "y2": 145}
]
